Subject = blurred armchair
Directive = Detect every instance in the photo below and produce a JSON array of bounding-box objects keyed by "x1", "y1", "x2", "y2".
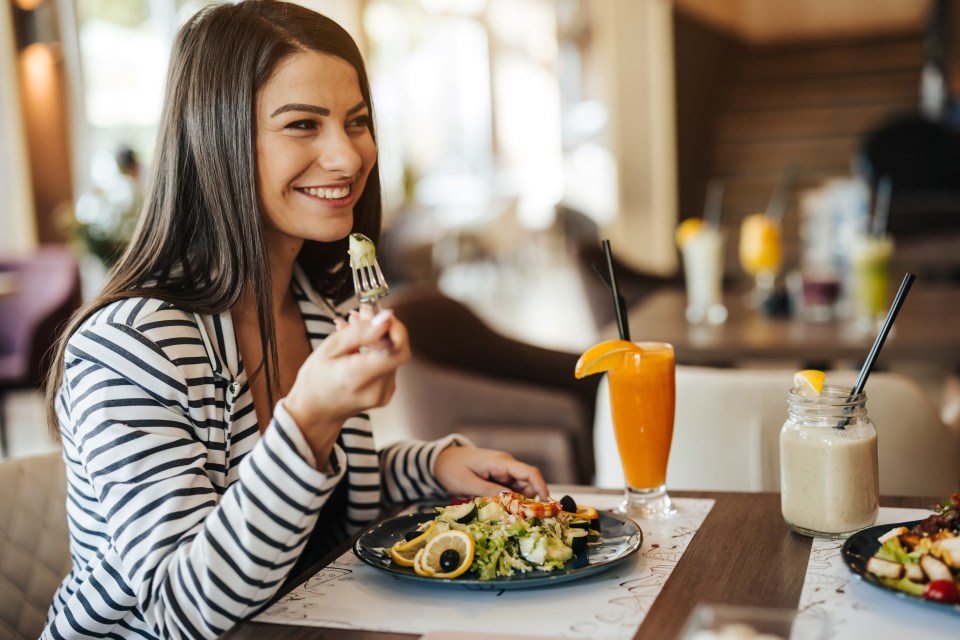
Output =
[
  {"x1": 0, "y1": 452, "x2": 70, "y2": 639},
  {"x1": 388, "y1": 284, "x2": 600, "y2": 484},
  {"x1": 556, "y1": 204, "x2": 681, "y2": 332},
  {"x1": 0, "y1": 246, "x2": 81, "y2": 456}
]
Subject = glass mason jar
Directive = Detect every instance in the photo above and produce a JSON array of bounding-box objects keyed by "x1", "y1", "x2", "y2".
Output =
[{"x1": 779, "y1": 385, "x2": 879, "y2": 538}]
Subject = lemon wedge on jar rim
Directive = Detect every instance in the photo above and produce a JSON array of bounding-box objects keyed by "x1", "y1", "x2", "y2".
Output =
[{"x1": 793, "y1": 370, "x2": 825, "y2": 397}]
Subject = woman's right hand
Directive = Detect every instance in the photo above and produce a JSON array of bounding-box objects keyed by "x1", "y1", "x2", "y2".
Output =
[{"x1": 283, "y1": 309, "x2": 409, "y2": 465}]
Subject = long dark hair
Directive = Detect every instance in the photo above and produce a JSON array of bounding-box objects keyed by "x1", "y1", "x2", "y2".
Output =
[{"x1": 45, "y1": 0, "x2": 381, "y2": 431}]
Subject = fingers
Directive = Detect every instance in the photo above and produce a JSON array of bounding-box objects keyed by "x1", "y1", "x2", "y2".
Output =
[
  {"x1": 435, "y1": 446, "x2": 550, "y2": 502},
  {"x1": 495, "y1": 458, "x2": 549, "y2": 500},
  {"x1": 454, "y1": 475, "x2": 512, "y2": 499},
  {"x1": 324, "y1": 310, "x2": 395, "y2": 357}
]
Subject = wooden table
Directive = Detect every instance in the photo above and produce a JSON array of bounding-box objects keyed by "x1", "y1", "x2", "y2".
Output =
[
  {"x1": 221, "y1": 490, "x2": 934, "y2": 640},
  {"x1": 604, "y1": 284, "x2": 960, "y2": 368}
]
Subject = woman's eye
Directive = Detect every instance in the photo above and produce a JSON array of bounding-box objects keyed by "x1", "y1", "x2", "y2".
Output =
[
  {"x1": 286, "y1": 119, "x2": 317, "y2": 131},
  {"x1": 348, "y1": 115, "x2": 371, "y2": 130}
]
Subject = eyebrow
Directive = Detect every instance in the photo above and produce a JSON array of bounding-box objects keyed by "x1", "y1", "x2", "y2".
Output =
[{"x1": 270, "y1": 100, "x2": 367, "y2": 118}]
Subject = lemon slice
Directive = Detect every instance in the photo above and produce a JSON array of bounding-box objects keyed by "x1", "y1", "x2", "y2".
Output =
[
  {"x1": 574, "y1": 340, "x2": 643, "y2": 379},
  {"x1": 412, "y1": 548, "x2": 435, "y2": 577},
  {"x1": 389, "y1": 541, "x2": 419, "y2": 567},
  {"x1": 419, "y1": 530, "x2": 475, "y2": 579},
  {"x1": 393, "y1": 520, "x2": 436, "y2": 553},
  {"x1": 675, "y1": 218, "x2": 704, "y2": 248},
  {"x1": 794, "y1": 370, "x2": 825, "y2": 397}
]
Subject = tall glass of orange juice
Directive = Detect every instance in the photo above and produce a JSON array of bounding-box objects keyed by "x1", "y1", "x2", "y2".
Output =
[
  {"x1": 739, "y1": 212, "x2": 782, "y2": 307},
  {"x1": 610, "y1": 343, "x2": 677, "y2": 519}
]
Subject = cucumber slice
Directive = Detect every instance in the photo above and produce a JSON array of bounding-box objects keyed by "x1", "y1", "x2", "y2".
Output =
[
  {"x1": 442, "y1": 501, "x2": 478, "y2": 524},
  {"x1": 576, "y1": 506, "x2": 601, "y2": 534},
  {"x1": 477, "y1": 501, "x2": 505, "y2": 522},
  {"x1": 564, "y1": 528, "x2": 589, "y2": 554}
]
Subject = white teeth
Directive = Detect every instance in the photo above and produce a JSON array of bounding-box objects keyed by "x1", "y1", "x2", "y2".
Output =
[{"x1": 304, "y1": 186, "x2": 350, "y2": 199}]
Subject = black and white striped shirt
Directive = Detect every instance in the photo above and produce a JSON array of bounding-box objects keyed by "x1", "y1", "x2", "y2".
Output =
[{"x1": 44, "y1": 267, "x2": 462, "y2": 639}]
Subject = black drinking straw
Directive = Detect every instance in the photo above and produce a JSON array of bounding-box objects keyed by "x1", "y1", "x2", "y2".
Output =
[
  {"x1": 601, "y1": 239, "x2": 631, "y2": 341},
  {"x1": 836, "y1": 272, "x2": 916, "y2": 429},
  {"x1": 703, "y1": 179, "x2": 725, "y2": 230},
  {"x1": 766, "y1": 164, "x2": 798, "y2": 224},
  {"x1": 870, "y1": 175, "x2": 893, "y2": 238}
]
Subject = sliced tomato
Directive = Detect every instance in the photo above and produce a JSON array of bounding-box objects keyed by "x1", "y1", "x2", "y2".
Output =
[{"x1": 923, "y1": 580, "x2": 960, "y2": 604}]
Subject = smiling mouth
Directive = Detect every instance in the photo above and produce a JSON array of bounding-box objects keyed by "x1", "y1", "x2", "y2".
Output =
[{"x1": 299, "y1": 185, "x2": 351, "y2": 200}]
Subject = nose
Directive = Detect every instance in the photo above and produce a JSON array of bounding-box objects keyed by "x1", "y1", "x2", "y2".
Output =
[{"x1": 316, "y1": 128, "x2": 363, "y2": 177}]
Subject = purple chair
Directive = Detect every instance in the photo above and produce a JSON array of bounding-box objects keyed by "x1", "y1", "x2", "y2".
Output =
[{"x1": 0, "y1": 247, "x2": 81, "y2": 456}]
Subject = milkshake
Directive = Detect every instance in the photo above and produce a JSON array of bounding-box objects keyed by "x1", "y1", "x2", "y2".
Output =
[
  {"x1": 676, "y1": 218, "x2": 728, "y2": 325},
  {"x1": 681, "y1": 227, "x2": 728, "y2": 324},
  {"x1": 780, "y1": 385, "x2": 879, "y2": 538}
]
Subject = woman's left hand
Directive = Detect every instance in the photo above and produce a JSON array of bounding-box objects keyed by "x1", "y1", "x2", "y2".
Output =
[{"x1": 434, "y1": 446, "x2": 549, "y2": 500}]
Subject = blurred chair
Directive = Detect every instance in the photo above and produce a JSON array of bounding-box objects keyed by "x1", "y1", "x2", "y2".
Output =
[
  {"x1": 556, "y1": 204, "x2": 681, "y2": 332},
  {"x1": 594, "y1": 367, "x2": 960, "y2": 497},
  {"x1": 0, "y1": 452, "x2": 70, "y2": 639},
  {"x1": 0, "y1": 247, "x2": 81, "y2": 457},
  {"x1": 389, "y1": 284, "x2": 600, "y2": 484}
]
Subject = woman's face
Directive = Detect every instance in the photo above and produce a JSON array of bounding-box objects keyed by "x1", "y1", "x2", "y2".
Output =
[{"x1": 255, "y1": 51, "x2": 376, "y2": 253}]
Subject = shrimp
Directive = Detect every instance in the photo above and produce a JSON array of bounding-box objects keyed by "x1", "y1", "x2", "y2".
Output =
[{"x1": 496, "y1": 491, "x2": 562, "y2": 519}]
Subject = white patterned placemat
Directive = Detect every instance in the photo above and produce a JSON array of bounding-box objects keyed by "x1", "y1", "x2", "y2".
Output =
[
  {"x1": 255, "y1": 493, "x2": 714, "y2": 640},
  {"x1": 796, "y1": 506, "x2": 957, "y2": 639}
]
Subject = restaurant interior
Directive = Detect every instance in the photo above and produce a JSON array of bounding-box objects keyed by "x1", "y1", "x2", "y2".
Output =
[{"x1": 2, "y1": 0, "x2": 960, "y2": 638}]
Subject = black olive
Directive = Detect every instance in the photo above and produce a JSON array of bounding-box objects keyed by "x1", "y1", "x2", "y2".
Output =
[
  {"x1": 439, "y1": 549, "x2": 460, "y2": 572},
  {"x1": 560, "y1": 494, "x2": 577, "y2": 513},
  {"x1": 403, "y1": 531, "x2": 420, "y2": 542}
]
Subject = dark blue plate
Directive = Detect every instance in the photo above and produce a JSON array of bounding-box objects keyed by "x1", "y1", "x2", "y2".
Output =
[
  {"x1": 353, "y1": 508, "x2": 642, "y2": 590},
  {"x1": 842, "y1": 519, "x2": 960, "y2": 615}
]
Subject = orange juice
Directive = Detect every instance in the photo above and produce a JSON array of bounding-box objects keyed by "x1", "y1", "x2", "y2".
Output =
[
  {"x1": 607, "y1": 342, "x2": 676, "y2": 489},
  {"x1": 739, "y1": 213, "x2": 782, "y2": 276}
]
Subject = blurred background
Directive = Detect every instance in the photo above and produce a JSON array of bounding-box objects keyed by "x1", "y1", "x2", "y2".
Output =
[{"x1": 2, "y1": 0, "x2": 959, "y2": 478}]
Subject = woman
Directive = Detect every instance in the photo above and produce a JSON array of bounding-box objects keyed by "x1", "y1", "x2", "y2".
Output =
[{"x1": 43, "y1": 2, "x2": 547, "y2": 638}]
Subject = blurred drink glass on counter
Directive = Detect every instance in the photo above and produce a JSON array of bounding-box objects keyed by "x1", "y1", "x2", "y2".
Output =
[
  {"x1": 740, "y1": 165, "x2": 795, "y2": 308},
  {"x1": 850, "y1": 176, "x2": 895, "y2": 332},
  {"x1": 677, "y1": 179, "x2": 728, "y2": 324},
  {"x1": 797, "y1": 269, "x2": 841, "y2": 322},
  {"x1": 677, "y1": 220, "x2": 728, "y2": 325},
  {"x1": 739, "y1": 212, "x2": 782, "y2": 306},
  {"x1": 850, "y1": 234, "x2": 894, "y2": 332},
  {"x1": 796, "y1": 176, "x2": 872, "y2": 321}
]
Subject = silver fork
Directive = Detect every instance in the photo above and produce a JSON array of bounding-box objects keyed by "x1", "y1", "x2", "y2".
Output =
[{"x1": 349, "y1": 233, "x2": 390, "y2": 315}]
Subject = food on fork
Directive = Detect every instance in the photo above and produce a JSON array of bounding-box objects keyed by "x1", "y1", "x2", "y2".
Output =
[
  {"x1": 864, "y1": 493, "x2": 960, "y2": 604},
  {"x1": 348, "y1": 232, "x2": 377, "y2": 269},
  {"x1": 348, "y1": 232, "x2": 389, "y2": 307},
  {"x1": 385, "y1": 491, "x2": 600, "y2": 580}
]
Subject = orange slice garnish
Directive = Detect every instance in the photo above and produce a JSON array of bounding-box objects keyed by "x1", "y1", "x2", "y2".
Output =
[{"x1": 574, "y1": 340, "x2": 643, "y2": 379}]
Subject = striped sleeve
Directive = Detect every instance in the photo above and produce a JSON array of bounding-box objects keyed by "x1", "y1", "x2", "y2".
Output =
[
  {"x1": 61, "y1": 318, "x2": 344, "y2": 639},
  {"x1": 378, "y1": 434, "x2": 471, "y2": 504}
]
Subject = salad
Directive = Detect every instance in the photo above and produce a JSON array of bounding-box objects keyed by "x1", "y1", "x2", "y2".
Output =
[
  {"x1": 386, "y1": 491, "x2": 601, "y2": 580},
  {"x1": 865, "y1": 493, "x2": 960, "y2": 604}
]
